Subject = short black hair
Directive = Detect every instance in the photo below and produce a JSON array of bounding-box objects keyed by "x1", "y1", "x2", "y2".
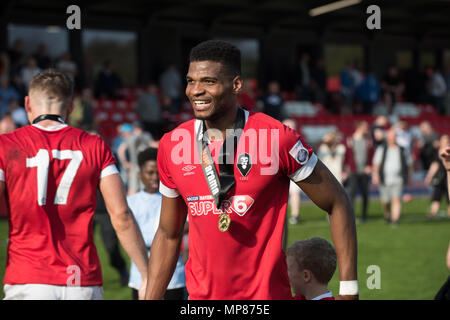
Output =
[
  {"x1": 189, "y1": 40, "x2": 241, "y2": 77},
  {"x1": 138, "y1": 147, "x2": 158, "y2": 168}
]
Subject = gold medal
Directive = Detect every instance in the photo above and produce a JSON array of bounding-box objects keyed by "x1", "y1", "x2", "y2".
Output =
[{"x1": 218, "y1": 213, "x2": 231, "y2": 232}]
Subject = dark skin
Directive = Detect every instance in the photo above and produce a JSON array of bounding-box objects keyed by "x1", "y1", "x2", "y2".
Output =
[{"x1": 145, "y1": 60, "x2": 357, "y2": 300}]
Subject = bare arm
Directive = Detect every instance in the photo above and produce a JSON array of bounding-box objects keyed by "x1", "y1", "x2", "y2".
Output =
[
  {"x1": 296, "y1": 160, "x2": 358, "y2": 298},
  {"x1": 145, "y1": 195, "x2": 187, "y2": 300},
  {"x1": 99, "y1": 173, "x2": 148, "y2": 297},
  {"x1": 439, "y1": 147, "x2": 450, "y2": 199}
]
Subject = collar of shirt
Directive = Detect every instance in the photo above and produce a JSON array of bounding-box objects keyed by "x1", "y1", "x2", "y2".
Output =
[
  {"x1": 311, "y1": 291, "x2": 333, "y2": 300},
  {"x1": 32, "y1": 123, "x2": 68, "y2": 131}
]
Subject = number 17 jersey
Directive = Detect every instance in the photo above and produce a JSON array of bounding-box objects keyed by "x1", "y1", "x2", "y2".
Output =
[{"x1": 0, "y1": 124, "x2": 117, "y2": 286}]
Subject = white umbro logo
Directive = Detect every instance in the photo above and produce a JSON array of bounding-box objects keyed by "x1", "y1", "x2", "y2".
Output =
[{"x1": 182, "y1": 165, "x2": 197, "y2": 176}]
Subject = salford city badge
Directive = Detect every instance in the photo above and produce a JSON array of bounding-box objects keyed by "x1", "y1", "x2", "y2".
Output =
[{"x1": 237, "y1": 153, "x2": 252, "y2": 177}]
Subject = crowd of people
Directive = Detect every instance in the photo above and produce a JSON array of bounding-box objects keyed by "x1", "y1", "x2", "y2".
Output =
[{"x1": 287, "y1": 116, "x2": 449, "y2": 226}]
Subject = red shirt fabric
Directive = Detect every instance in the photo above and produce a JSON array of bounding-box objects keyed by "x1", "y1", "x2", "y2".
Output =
[
  {"x1": 158, "y1": 110, "x2": 318, "y2": 299},
  {"x1": 0, "y1": 124, "x2": 116, "y2": 286}
]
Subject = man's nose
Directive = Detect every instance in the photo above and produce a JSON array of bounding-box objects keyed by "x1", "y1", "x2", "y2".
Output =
[{"x1": 189, "y1": 82, "x2": 205, "y2": 96}]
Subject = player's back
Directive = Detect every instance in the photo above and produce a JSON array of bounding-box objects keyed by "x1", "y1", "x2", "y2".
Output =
[{"x1": 0, "y1": 124, "x2": 116, "y2": 286}]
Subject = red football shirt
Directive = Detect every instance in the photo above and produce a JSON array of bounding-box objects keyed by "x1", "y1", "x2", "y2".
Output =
[
  {"x1": 158, "y1": 110, "x2": 318, "y2": 299},
  {"x1": 0, "y1": 124, "x2": 117, "y2": 286}
]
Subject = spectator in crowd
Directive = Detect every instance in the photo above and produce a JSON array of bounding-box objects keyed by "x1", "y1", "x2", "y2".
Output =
[
  {"x1": 20, "y1": 56, "x2": 41, "y2": 91},
  {"x1": 82, "y1": 55, "x2": 95, "y2": 91},
  {"x1": 372, "y1": 127, "x2": 413, "y2": 226},
  {"x1": 33, "y1": 43, "x2": 52, "y2": 70},
  {"x1": 136, "y1": 83, "x2": 163, "y2": 140},
  {"x1": 371, "y1": 115, "x2": 389, "y2": 149},
  {"x1": 127, "y1": 148, "x2": 186, "y2": 300},
  {"x1": 10, "y1": 72, "x2": 27, "y2": 106},
  {"x1": 117, "y1": 122, "x2": 154, "y2": 195},
  {"x1": 418, "y1": 120, "x2": 440, "y2": 170},
  {"x1": 297, "y1": 52, "x2": 311, "y2": 101},
  {"x1": 56, "y1": 52, "x2": 77, "y2": 82},
  {"x1": 287, "y1": 237, "x2": 336, "y2": 300},
  {"x1": 159, "y1": 64, "x2": 183, "y2": 113},
  {"x1": 94, "y1": 60, "x2": 123, "y2": 99},
  {"x1": 261, "y1": 81, "x2": 284, "y2": 121},
  {"x1": 310, "y1": 58, "x2": 327, "y2": 104},
  {"x1": 340, "y1": 61, "x2": 356, "y2": 113},
  {"x1": 0, "y1": 76, "x2": 19, "y2": 117},
  {"x1": 283, "y1": 118, "x2": 302, "y2": 225},
  {"x1": 345, "y1": 121, "x2": 373, "y2": 223},
  {"x1": 7, "y1": 39, "x2": 24, "y2": 72},
  {"x1": 429, "y1": 67, "x2": 447, "y2": 115},
  {"x1": 355, "y1": 69, "x2": 381, "y2": 114},
  {"x1": 424, "y1": 134, "x2": 449, "y2": 218},
  {"x1": 68, "y1": 87, "x2": 95, "y2": 131},
  {"x1": 0, "y1": 113, "x2": 16, "y2": 134},
  {"x1": 350, "y1": 60, "x2": 363, "y2": 89},
  {"x1": 381, "y1": 66, "x2": 405, "y2": 113},
  {"x1": 395, "y1": 121, "x2": 414, "y2": 156},
  {"x1": 317, "y1": 131, "x2": 347, "y2": 184},
  {"x1": 444, "y1": 63, "x2": 450, "y2": 115},
  {"x1": 8, "y1": 99, "x2": 28, "y2": 127},
  {"x1": 0, "y1": 52, "x2": 11, "y2": 82}
]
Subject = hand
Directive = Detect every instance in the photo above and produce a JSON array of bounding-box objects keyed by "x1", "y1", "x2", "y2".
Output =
[
  {"x1": 372, "y1": 174, "x2": 379, "y2": 186},
  {"x1": 138, "y1": 278, "x2": 148, "y2": 300},
  {"x1": 335, "y1": 294, "x2": 359, "y2": 300},
  {"x1": 439, "y1": 147, "x2": 450, "y2": 171}
]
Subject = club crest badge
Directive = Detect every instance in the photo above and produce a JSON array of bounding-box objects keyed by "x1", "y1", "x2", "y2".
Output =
[{"x1": 237, "y1": 153, "x2": 252, "y2": 177}]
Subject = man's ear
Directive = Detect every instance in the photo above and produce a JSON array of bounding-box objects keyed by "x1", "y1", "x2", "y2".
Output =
[
  {"x1": 232, "y1": 76, "x2": 243, "y2": 95},
  {"x1": 303, "y1": 269, "x2": 312, "y2": 283},
  {"x1": 24, "y1": 96, "x2": 31, "y2": 114}
]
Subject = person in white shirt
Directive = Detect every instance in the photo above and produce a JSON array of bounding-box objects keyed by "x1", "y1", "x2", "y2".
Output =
[
  {"x1": 372, "y1": 127, "x2": 413, "y2": 225},
  {"x1": 127, "y1": 147, "x2": 187, "y2": 300}
]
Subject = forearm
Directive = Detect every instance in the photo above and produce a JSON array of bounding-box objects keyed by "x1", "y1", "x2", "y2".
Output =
[
  {"x1": 145, "y1": 228, "x2": 182, "y2": 300},
  {"x1": 328, "y1": 192, "x2": 358, "y2": 282},
  {"x1": 111, "y1": 211, "x2": 148, "y2": 279}
]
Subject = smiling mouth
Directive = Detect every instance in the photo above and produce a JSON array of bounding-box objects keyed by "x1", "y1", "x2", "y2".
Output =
[{"x1": 193, "y1": 100, "x2": 212, "y2": 111}]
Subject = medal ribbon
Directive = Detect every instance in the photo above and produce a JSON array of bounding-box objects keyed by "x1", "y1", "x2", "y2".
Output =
[{"x1": 197, "y1": 107, "x2": 245, "y2": 210}]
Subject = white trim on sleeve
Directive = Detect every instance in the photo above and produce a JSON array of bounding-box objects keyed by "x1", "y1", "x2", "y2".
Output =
[
  {"x1": 159, "y1": 181, "x2": 180, "y2": 198},
  {"x1": 288, "y1": 153, "x2": 318, "y2": 182},
  {"x1": 100, "y1": 164, "x2": 119, "y2": 179},
  {"x1": 0, "y1": 169, "x2": 4, "y2": 182}
]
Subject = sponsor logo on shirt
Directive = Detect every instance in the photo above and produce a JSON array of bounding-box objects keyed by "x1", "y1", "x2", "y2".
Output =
[
  {"x1": 186, "y1": 195, "x2": 254, "y2": 217},
  {"x1": 182, "y1": 165, "x2": 197, "y2": 176}
]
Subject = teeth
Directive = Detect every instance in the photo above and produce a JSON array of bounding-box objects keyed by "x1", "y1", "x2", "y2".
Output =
[{"x1": 195, "y1": 101, "x2": 210, "y2": 105}]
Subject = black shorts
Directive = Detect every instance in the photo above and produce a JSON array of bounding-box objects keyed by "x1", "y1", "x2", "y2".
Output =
[{"x1": 431, "y1": 183, "x2": 449, "y2": 203}]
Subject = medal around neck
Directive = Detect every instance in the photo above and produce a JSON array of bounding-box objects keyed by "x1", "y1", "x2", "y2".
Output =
[
  {"x1": 196, "y1": 107, "x2": 246, "y2": 232},
  {"x1": 218, "y1": 213, "x2": 231, "y2": 232}
]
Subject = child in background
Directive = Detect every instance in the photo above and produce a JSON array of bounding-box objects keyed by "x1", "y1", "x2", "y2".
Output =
[
  {"x1": 287, "y1": 237, "x2": 337, "y2": 300},
  {"x1": 127, "y1": 147, "x2": 186, "y2": 300}
]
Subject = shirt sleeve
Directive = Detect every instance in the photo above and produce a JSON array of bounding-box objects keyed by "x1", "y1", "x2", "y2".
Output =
[
  {"x1": 0, "y1": 138, "x2": 5, "y2": 182},
  {"x1": 157, "y1": 134, "x2": 180, "y2": 198},
  {"x1": 96, "y1": 136, "x2": 118, "y2": 179},
  {"x1": 372, "y1": 146, "x2": 382, "y2": 165},
  {"x1": 279, "y1": 124, "x2": 318, "y2": 182}
]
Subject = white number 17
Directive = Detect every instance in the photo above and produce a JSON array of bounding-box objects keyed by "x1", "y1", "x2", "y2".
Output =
[{"x1": 26, "y1": 149, "x2": 83, "y2": 206}]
